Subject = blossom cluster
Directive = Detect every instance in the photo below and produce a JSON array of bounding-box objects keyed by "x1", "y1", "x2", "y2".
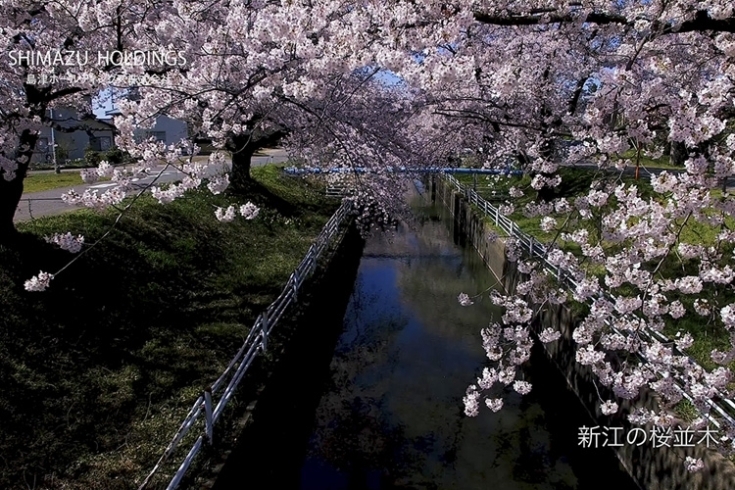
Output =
[
  {"x1": 214, "y1": 202, "x2": 260, "y2": 222},
  {"x1": 44, "y1": 232, "x2": 84, "y2": 253},
  {"x1": 24, "y1": 271, "x2": 54, "y2": 292}
]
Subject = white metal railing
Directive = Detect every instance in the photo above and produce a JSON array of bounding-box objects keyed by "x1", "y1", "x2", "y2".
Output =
[
  {"x1": 441, "y1": 173, "x2": 735, "y2": 430},
  {"x1": 326, "y1": 184, "x2": 348, "y2": 197},
  {"x1": 138, "y1": 201, "x2": 354, "y2": 490}
]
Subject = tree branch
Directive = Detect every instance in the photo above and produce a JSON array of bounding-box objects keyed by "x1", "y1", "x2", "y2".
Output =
[{"x1": 473, "y1": 9, "x2": 735, "y2": 35}]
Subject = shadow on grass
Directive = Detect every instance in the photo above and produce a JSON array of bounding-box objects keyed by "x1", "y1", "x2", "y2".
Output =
[
  {"x1": 0, "y1": 167, "x2": 338, "y2": 489},
  {"x1": 228, "y1": 177, "x2": 302, "y2": 217},
  {"x1": 1, "y1": 204, "x2": 244, "y2": 490}
]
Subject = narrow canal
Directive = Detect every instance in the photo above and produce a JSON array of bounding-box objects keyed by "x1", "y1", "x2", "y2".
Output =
[{"x1": 213, "y1": 196, "x2": 640, "y2": 490}]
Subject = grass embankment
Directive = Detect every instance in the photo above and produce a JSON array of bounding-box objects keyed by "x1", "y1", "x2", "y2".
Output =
[
  {"x1": 457, "y1": 167, "x2": 651, "y2": 245},
  {"x1": 0, "y1": 165, "x2": 339, "y2": 489},
  {"x1": 454, "y1": 168, "x2": 735, "y2": 396}
]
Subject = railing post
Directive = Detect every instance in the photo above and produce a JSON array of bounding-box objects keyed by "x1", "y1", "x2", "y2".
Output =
[
  {"x1": 204, "y1": 389, "x2": 213, "y2": 443},
  {"x1": 260, "y1": 315, "x2": 269, "y2": 349},
  {"x1": 529, "y1": 235, "x2": 533, "y2": 255},
  {"x1": 292, "y1": 273, "x2": 299, "y2": 301}
]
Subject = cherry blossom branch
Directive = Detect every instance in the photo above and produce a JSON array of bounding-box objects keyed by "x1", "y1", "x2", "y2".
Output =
[{"x1": 44, "y1": 162, "x2": 175, "y2": 280}]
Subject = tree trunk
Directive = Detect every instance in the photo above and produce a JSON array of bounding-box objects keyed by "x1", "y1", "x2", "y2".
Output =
[
  {"x1": 229, "y1": 142, "x2": 256, "y2": 194},
  {"x1": 0, "y1": 131, "x2": 35, "y2": 245},
  {"x1": 0, "y1": 177, "x2": 23, "y2": 244},
  {"x1": 227, "y1": 129, "x2": 288, "y2": 193},
  {"x1": 670, "y1": 141, "x2": 688, "y2": 167}
]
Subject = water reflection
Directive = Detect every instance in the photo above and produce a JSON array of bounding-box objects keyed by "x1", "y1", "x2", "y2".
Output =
[{"x1": 298, "y1": 204, "x2": 637, "y2": 490}]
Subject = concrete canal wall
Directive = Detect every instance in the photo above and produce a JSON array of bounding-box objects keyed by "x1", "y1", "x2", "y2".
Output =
[
  {"x1": 203, "y1": 225, "x2": 366, "y2": 490},
  {"x1": 429, "y1": 174, "x2": 735, "y2": 490}
]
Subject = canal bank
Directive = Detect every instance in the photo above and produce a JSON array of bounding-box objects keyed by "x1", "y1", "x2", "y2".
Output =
[
  {"x1": 212, "y1": 194, "x2": 639, "y2": 489},
  {"x1": 1, "y1": 165, "x2": 361, "y2": 490},
  {"x1": 206, "y1": 224, "x2": 366, "y2": 490},
  {"x1": 429, "y1": 173, "x2": 735, "y2": 490}
]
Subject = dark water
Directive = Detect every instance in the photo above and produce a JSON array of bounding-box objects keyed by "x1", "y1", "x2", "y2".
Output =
[{"x1": 296, "y1": 204, "x2": 640, "y2": 490}]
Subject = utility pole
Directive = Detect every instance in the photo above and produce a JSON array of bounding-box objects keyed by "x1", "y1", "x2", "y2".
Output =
[{"x1": 50, "y1": 108, "x2": 59, "y2": 174}]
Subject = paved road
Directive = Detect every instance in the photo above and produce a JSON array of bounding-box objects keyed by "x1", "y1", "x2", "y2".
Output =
[{"x1": 14, "y1": 149, "x2": 289, "y2": 222}]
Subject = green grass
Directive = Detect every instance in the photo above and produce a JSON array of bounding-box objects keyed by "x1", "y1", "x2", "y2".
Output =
[
  {"x1": 30, "y1": 159, "x2": 95, "y2": 171},
  {"x1": 0, "y1": 166, "x2": 339, "y2": 489},
  {"x1": 458, "y1": 167, "x2": 654, "y2": 248},
  {"x1": 674, "y1": 399, "x2": 700, "y2": 423},
  {"x1": 23, "y1": 171, "x2": 85, "y2": 192}
]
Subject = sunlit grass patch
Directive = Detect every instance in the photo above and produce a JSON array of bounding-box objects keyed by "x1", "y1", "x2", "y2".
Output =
[{"x1": 23, "y1": 171, "x2": 85, "y2": 193}]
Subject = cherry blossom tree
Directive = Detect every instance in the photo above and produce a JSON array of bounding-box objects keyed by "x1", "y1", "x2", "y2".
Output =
[
  {"x1": 281, "y1": 71, "x2": 462, "y2": 229},
  {"x1": 106, "y1": 0, "x2": 375, "y2": 193},
  {"x1": 0, "y1": 0, "x2": 231, "y2": 242},
  {"x1": 10, "y1": 2, "x2": 735, "y2": 473},
  {"x1": 333, "y1": 0, "x2": 735, "y2": 468},
  {"x1": 13, "y1": 0, "x2": 439, "y2": 288},
  {"x1": 107, "y1": 0, "x2": 449, "y2": 228},
  {"x1": 0, "y1": 0, "x2": 327, "y2": 242},
  {"x1": 0, "y1": 1, "x2": 113, "y2": 242}
]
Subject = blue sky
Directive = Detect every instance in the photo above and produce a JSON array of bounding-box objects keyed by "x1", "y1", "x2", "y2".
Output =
[
  {"x1": 92, "y1": 88, "x2": 117, "y2": 119},
  {"x1": 89, "y1": 68, "x2": 405, "y2": 120}
]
